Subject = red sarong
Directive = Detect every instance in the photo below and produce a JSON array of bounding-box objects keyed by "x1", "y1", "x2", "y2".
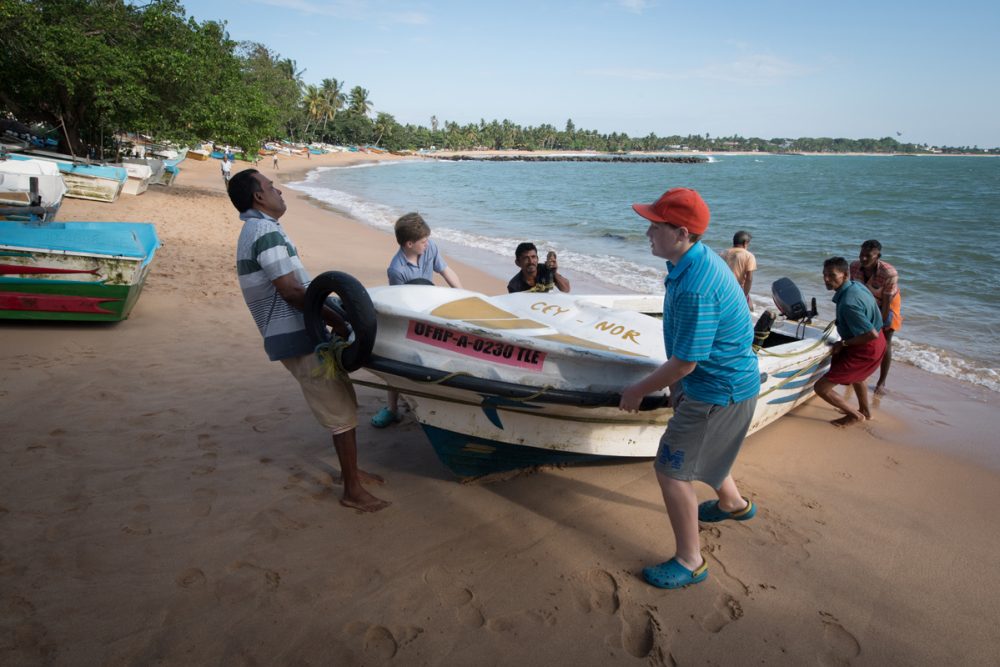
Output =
[{"x1": 825, "y1": 331, "x2": 886, "y2": 385}]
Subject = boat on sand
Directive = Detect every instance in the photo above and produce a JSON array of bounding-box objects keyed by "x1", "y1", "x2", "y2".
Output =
[
  {"x1": 305, "y1": 275, "x2": 834, "y2": 477},
  {"x1": 0, "y1": 220, "x2": 161, "y2": 321}
]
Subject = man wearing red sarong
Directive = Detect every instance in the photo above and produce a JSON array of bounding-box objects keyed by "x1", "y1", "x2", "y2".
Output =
[{"x1": 815, "y1": 257, "x2": 886, "y2": 427}]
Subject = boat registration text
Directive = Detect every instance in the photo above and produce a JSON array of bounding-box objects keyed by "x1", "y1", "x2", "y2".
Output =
[{"x1": 406, "y1": 320, "x2": 546, "y2": 370}]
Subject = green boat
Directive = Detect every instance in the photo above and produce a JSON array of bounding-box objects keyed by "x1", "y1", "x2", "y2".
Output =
[{"x1": 0, "y1": 220, "x2": 161, "y2": 321}]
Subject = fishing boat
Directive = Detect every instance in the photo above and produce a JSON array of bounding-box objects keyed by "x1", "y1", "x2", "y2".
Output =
[
  {"x1": 123, "y1": 157, "x2": 166, "y2": 188},
  {"x1": 304, "y1": 274, "x2": 835, "y2": 477},
  {"x1": 0, "y1": 158, "x2": 68, "y2": 222},
  {"x1": 0, "y1": 220, "x2": 161, "y2": 321},
  {"x1": 6, "y1": 153, "x2": 126, "y2": 203},
  {"x1": 120, "y1": 162, "x2": 153, "y2": 196},
  {"x1": 187, "y1": 149, "x2": 210, "y2": 161}
]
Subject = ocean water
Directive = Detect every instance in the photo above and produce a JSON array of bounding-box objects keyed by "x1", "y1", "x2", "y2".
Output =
[{"x1": 288, "y1": 154, "x2": 1000, "y2": 392}]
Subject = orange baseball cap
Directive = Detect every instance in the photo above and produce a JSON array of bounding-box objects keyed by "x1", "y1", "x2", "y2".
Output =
[{"x1": 632, "y1": 187, "x2": 710, "y2": 234}]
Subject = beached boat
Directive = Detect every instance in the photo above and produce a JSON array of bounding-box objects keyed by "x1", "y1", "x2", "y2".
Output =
[
  {"x1": 304, "y1": 276, "x2": 835, "y2": 477},
  {"x1": 6, "y1": 153, "x2": 126, "y2": 203},
  {"x1": 0, "y1": 220, "x2": 161, "y2": 321},
  {"x1": 123, "y1": 157, "x2": 166, "y2": 188},
  {"x1": 0, "y1": 158, "x2": 68, "y2": 222},
  {"x1": 187, "y1": 149, "x2": 210, "y2": 161},
  {"x1": 120, "y1": 162, "x2": 153, "y2": 196}
]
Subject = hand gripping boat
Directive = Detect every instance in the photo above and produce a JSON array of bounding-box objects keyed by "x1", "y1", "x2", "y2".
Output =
[{"x1": 304, "y1": 273, "x2": 836, "y2": 478}]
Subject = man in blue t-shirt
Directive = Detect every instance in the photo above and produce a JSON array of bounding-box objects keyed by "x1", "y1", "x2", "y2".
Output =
[{"x1": 620, "y1": 187, "x2": 760, "y2": 590}]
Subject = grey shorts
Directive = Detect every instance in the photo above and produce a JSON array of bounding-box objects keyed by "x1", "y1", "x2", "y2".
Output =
[{"x1": 654, "y1": 394, "x2": 755, "y2": 488}]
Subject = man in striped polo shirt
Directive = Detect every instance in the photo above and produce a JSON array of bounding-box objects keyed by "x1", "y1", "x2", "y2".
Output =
[
  {"x1": 229, "y1": 169, "x2": 389, "y2": 513},
  {"x1": 620, "y1": 187, "x2": 760, "y2": 589}
]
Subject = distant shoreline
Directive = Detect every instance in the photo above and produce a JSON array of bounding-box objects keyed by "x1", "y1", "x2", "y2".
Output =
[{"x1": 422, "y1": 148, "x2": 996, "y2": 159}]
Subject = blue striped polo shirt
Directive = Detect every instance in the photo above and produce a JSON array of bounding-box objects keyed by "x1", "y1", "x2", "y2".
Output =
[{"x1": 663, "y1": 241, "x2": 760, "y2": 404}]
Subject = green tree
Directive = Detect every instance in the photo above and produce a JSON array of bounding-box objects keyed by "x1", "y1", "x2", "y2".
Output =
[{"x1": 348, "y1": 86, "x2": 372, "y2": 117}]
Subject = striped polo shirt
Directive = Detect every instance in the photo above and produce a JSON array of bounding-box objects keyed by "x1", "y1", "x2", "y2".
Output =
[
  {"x1": 663, "y1": 241, "x2": 760, "y2": 405},
  {"x1": 236, "y1": 209, "x2": 315, "y2": 361}
]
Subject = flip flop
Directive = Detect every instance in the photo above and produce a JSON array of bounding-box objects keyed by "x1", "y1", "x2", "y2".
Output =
[
  {"x1": 698, "y1": 497, "x2": 756, "y2": 523},
  {"x1": 370, "y1": 407, "x2": 401, "y2": 428},
  {"x1": 642, "y1": 557, "x2": 708, "y2": 589}
]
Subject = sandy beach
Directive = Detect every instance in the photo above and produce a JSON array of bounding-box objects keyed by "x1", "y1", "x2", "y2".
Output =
[{"x1": 2, "y1": 151, "x2": 999, "y2": 666}]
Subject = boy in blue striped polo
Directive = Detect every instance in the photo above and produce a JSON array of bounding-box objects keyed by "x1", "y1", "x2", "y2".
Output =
[
  {"x1": 620, "y1": 187, "x2": 760, "y2": 589},
  {"x1": 230, "y1": 169, "x2": 389, "y2": 513}
]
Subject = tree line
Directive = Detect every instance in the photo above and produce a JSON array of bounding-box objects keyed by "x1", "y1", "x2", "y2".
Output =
[{"x1": 1, "y1": 1, "x2": 994, "y2": 158}]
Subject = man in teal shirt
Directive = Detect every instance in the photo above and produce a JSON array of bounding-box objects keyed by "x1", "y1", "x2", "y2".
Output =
[{"x1": 814, "y1": 256, "x2": 885, "y2": 427}]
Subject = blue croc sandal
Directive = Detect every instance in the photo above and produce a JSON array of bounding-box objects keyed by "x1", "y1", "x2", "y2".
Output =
[
  {"x1": 370, "y1": 407, "x2": 401, "y2": 428},
  {"x1": 642, "y1": 557, "x2": 709, "y2": 589},
  {"x1": 698, "y1": 497, "x2": 756, "y2": 523}
]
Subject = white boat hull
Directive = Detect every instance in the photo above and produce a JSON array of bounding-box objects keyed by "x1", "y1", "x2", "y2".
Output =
[{"x1": 360, "y1": 287, "x2": 834, "y2": 476}]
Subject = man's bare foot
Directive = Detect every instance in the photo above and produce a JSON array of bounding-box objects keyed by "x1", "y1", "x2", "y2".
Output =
[
  {"x1": 873, "y1": 384, "x2": 887, "y2": 396},
  {"x1": 831, "y1": 413, "x2": 864, "y2": 427},
  {"x1": 340, "y1": 489, "x2": 391, "y2": 513},
  {"x1": 859, "y1": 406, "x2": 872, "y2": 420}
]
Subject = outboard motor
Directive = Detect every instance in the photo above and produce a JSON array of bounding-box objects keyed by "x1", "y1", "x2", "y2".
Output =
[{"x1": 771, "y1": 278, "x2": 818, "y2": 322}]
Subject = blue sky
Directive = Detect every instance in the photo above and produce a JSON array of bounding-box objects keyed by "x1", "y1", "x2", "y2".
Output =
[{"x1": 181, "y1": 0, "x2": 999, "y2": 147}]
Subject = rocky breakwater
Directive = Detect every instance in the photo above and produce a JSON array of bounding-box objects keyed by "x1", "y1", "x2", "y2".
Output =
[{"x1": 429, "y1": 154, "x2": 708, "y2": 164}]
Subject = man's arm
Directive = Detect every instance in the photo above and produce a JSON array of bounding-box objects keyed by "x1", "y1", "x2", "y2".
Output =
[
  {"x1": 272, "y1": 272, "x2": 348, "y2": 336},
  {"x1": 545, "y1": 253, "x2": 571, "y2": 293},
  {"x1": 831, "y1": 328, "x2": 879, "y2": 355},
  {"x1": 741, "y1": 270, "x2": 753, "y2": 297},
  {"x1": 619, "y1": 356, "x2": 697, "y2": 412},
  {"x1": 440, "y1": 266, "x2": 463, "y2": 289}
]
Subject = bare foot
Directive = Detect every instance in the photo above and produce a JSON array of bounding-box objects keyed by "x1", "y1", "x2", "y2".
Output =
[
  {"x1": 340, "y1": 489, "x2": 391, "y2": 513},
  {"x1": 874, "y1": 384, "x2": 887, "y2": 396},
  {"x1": 859, "y1": 407, "x2": 872, "y2": 420},
  {"x1": 831, "y1": 413, "x2": 864, "y2": 427}
]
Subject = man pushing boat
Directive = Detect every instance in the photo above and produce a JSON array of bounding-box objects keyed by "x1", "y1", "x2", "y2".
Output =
[{"x1": 619, "y1": 187, "x2": 760, "y2": 589}]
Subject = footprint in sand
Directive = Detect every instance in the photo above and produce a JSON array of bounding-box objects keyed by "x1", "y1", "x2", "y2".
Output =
[
  {"x1": 818, "y1": 612, "x2": 861, "y2": 666},
  {"x1": 620, "y1": 605, "x2": 661, "y2": 659},
  {"x1": 699, "y1": 593, "x2": 744, "y2": 633},
  {"x1": 344, "y1": 621, "x2": 404, "y2": 660},
  {"x1": 196, "y1": 433, "x2": 218, "y2": 451},
  {"x1": 244, "y1": 407, "x2": 293, "y2": 433},
  {"x1": 191, "y1": 488, "x2": 217, "y2": 517},
  {"x1": 572, "y1": 568, "x2": 620, "y2": 615},
  {"x1": 422, "y1": 565, "x2": 485, "y2": 628},
  {"x1": 176, "y1": 568, "x2": 207, "y2": 589}
]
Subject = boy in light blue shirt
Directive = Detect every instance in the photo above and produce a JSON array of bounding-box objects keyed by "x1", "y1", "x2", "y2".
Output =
[{"x1": 373, "y1": 213, "x2": 463, "y2": 427}]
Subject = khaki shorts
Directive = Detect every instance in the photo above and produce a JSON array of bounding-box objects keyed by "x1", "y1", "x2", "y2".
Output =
[
  {"x1": 280, "y1": 353, "x2": 358, "y2": 434},
  {"x1": 654, "y1": 394, "x2": 755, "y2": 489}
]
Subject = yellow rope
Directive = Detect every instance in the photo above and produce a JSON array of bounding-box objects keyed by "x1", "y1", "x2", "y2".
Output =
[{"x1": 313, "y1": 339, "x2": 351, "y2": 380}]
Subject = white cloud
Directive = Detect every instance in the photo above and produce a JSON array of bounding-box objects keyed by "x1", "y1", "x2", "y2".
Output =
[
  {"x1": 583, "y1": 67, "x2": 672, "y2": 81},
  {"x1": 388, "y1": 11, "x2": 428, "y2": 25}
]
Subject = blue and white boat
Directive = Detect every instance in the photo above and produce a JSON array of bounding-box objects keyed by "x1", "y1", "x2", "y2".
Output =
[{"x1": 7, "y1": 152, "x2": 127, "y2": 203}]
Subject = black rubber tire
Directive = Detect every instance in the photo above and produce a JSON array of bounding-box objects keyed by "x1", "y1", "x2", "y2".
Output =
[{"x1": 303, "y1": 271, "x2": 377, "y2": 372}]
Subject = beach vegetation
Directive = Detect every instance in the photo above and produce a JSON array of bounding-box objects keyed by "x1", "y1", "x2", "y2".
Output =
[{"x1": 2, "y1": 2, "x2": 994, "y2": 156}]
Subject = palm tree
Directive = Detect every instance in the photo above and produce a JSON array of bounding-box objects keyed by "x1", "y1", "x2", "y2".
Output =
[
  {"x1": 348, "y1": 86, "x2": 372, "y2": 117},
  {"x1": 320, "y1": 78, "x2": 344, "y2": 132},
  {"x1": 373, "y1": 112, "x2": 396, "y2": 146},
  {"x1": 301, "y1": 84, "x2": 326, "y2": 137}
]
